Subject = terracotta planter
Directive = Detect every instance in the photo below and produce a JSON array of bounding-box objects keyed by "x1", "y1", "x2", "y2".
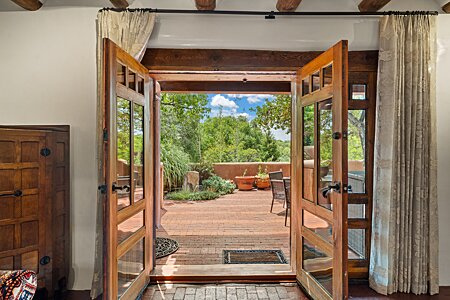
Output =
[
  {"x1": 255, "y1": 176, "x2": 270, "y2": 190},
  {"x1": 235, "y1": 176, "x2": 255, "y2": 191}
]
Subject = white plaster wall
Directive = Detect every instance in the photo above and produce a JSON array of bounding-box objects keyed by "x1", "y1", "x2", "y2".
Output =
[
  {"x1": 0, "y1": 8, "x2": 99, "y2": 290},
  {"x1": 437, "y1": 15, "x2": 450, "y2": 286},
  {"x1": 0, "y1": 0, "x2": 448, "y2": 291}
]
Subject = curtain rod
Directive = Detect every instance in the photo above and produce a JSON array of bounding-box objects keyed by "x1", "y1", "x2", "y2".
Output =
[{"x1": 99, "y1": 8, "x2": 439, "y2": 17}]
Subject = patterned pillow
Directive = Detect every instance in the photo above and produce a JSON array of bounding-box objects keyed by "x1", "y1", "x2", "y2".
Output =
[{"x1": 0, "y1": 270, "x2": 37, "y2": 300}]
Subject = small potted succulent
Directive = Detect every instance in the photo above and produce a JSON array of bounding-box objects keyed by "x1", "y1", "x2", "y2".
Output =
[
  {"x1": 234, "y1": 169, "x2": 255, "y2": 191},
  {"x1": 255, "y1": 165, "x2": 270, "y2": 190}
]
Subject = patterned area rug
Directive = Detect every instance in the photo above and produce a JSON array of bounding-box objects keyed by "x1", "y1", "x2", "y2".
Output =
[
  {"x1": 156, "y1": 237, "x2": 179, "y2": 259},
  {"x1": 223, "y1": 250, "x2": 288, "y2": 264}
]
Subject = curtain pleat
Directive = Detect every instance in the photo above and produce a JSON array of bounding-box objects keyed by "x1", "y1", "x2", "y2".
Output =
[
  {"x1": 369, "y1": 14, "x2": 438, "y2": 296},
  {"x1": 90, "y1": 10, "x2": 156, "y2": 299}
]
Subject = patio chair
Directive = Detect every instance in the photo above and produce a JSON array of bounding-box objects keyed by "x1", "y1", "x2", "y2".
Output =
[
  {"x1": 284, "y1": 178, "x2": 291, "y2": 226},
  {"x1": 269, "y1": 171, "x2": 285, "y2": 213}
]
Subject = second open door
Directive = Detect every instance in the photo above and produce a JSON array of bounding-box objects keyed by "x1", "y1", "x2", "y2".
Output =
[{"x1": 294, "y1": 41, "x2": 349, "y2": 300}]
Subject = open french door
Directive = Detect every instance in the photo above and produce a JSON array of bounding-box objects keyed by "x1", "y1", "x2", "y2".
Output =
[
  {"x1": 102, "y1": 39, "x2": 155, "y2": 299},
  {"x1": 294, "y1": 41, "x2": 349, "y2": 299}
]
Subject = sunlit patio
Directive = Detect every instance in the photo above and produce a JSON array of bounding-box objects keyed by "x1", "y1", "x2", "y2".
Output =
[{"x1": 156, "y1": 189, "x2": 290, "y2": 266}]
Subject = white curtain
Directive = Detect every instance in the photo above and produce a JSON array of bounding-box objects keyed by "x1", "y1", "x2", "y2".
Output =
[
  {"x1": 369, "y1": 14, "x2": 439, "y2": 295},
  {"x1": 91, "y1": 10, "x2": 156, "y2": 299}
]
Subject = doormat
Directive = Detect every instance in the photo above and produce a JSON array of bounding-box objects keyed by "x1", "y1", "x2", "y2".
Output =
[
  {"x1": 223, "y1": 250, "x2": 288, "y2": 264},
  {"x1": 155, "y1": 237, "x2": 179, "y2": 259}
]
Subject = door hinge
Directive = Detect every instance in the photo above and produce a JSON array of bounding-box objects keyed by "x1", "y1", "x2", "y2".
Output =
[
  {"x1": 40, "y1": 147, "x2": 51, "y2": 157},
  {"x1": 103, "y1": 128, "x2": 108, "y2": 142},
  {"x1": 98, "y1": 184, "x2": 107, "y2": 194}
]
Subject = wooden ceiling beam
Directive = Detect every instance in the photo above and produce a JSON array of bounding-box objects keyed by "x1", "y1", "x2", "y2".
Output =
[
  {"x1": 442, "y1": 1, "x2": 450, "y2": 13},
  {"x1": 276, "y1": 0, "x2": 302, "y2": 12},
  {"x1": 358, "y1": 0, "x2": 391, "y2": 12},
  {"x1": 160, "y1": 81, "x2": 291, "y2": 94},
  {"x1": 142, "y1": 49, "x2": 379, "y2": 73},
  {"x1": 195, "y1": 0, "x2": 216, "y2": 10},
  {"x1": 10, "y1": 0, "x2": 43, "y2": 11},
  {"x1": 110, "y1": 0, "x2": 130, "y2": 8}
]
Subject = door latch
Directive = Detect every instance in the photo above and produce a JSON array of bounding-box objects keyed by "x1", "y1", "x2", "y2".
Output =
[
  {"x1": 40, "y1": 148, "x2": 51, "y2": 157},
  {"x1": 98, "y1": 184, "x2": 107, "y2": 194},
  {"x1": 321, "y1": 182, "x2": 341, "y2": 198}
]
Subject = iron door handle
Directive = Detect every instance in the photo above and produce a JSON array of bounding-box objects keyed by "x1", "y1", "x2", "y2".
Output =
[
  {"x1": 321, "y1": 182, "x2": 341, "y2": 198},
  {"x1": 112, "y1": 184, "x2": 130, "y2": 193},
  {"x1": 0, "y1": 190, "x2": 23, "y2": 198}
]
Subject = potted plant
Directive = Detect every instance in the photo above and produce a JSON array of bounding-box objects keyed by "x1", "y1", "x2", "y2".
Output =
[
  {"x1": 255, "y1": 165, "x2": 270, "y2": 190},
  {"x1": 234, "y1": 169, "x2": 255, "y2": 191}
]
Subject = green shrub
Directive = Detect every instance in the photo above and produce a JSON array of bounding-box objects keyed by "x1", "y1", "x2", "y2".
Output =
[
  {"x1": 165, "y1": 190, "x2": 219, "y2": 201},
  {"x1": 161, "y1": 143, "x2": 190, "y2": 191},
  {"x1": 202, "y1": 175, "x2": 236, "y2": 195}
]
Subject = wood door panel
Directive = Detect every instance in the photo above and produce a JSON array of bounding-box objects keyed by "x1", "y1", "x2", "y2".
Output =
[
  {"x1": 0, "y1": 169, "x2": 15, "y2": 190},
  {"x1": 295, "y1": 41, "x2": 349, "y2": 300},
  {"x1": 0, "y1": 225, "x2": 15, "y2": 251},
  {"x1": 0, "y1": 127, "x2": 70, "y2": 296},
  {"x1": 103, "y1": 38, "x2": 154, "y2": 300},
  {"x1": 0, "y1": 141, "x2": 15, "y2": 163},
  {"x1": 21, "y1": 141, "x2": 40, "y2": 162}
]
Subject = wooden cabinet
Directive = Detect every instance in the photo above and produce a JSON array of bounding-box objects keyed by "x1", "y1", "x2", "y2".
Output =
[{"x1": 0, "y1": 126, "x2": 70, "y2": 297}]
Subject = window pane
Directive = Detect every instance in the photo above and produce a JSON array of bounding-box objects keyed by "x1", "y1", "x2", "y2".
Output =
[
  {"x1": 133, "y1": 105, "x2": 144, "y2": 202},
  {"x1": 348, "y1": 110, "x2": 366, "y2": 194},
  {"x1": 348, "y1": 229, "x2": 365, "y2": 259},
  {"x1": 303, "y1": 237, "x2": 332, "y2": 296},
  {"x1": 351, "y1": 84, "x2": 366, "y2": 100},
  {"x1": 117, "y1": 64, "x2": 126, "y2": 86},
  {"x1": 118, "y1": 238, "x2": 145, "y2": 297},
  {"x1": 128, "y1": 69, "x2": 136, "y2": 90},
  {"x1": 312, "y1": 71, "x2": 320, "y2": 92},
  {"x1": 117, "y1": 211, "x2": 144, "y2": 245},
  {"x1": 302, "y1": 77, "x2": 310, "y2": 96},
  {"x1": 117, "y1": 97, "x2": 132, "y2": 210},
  {"x1": 322, "y1": 64, "x2": 332, "y2": 87},
  {"x1": 348, "y1": 204, "x2": 365, "y2": 219},
  {"x1": 137, "y1": 76, "x2": 144, "y2": 95},
  {"x1": 303, "y1": 104, "x2": 314, "y2": 202},
  {"x1": 318, "y1": 99, "x2": 333, "y2": 210},
  {"x1": 303, "y1": 210, "x2": 332, "y2": 243}
]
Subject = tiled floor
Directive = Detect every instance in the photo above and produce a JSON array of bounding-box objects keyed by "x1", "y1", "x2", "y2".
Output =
[
  {"x1": 156, "y1": 190, "x2": 290, "y2": 265},
  {"x1": 141, "y1": 283, "x2": 307, "y2": 300}
]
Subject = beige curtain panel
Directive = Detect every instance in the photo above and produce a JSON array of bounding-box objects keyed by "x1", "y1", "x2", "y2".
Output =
[
  {"x1": 91, "y1": 10, "x2": 156, "y2": 299},
  {"x1": 369, "y1": 14, "x2": 438, "y2": 295}
]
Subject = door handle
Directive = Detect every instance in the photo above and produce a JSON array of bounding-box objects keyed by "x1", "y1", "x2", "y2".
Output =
[
  {"x1": 0, "y1": 190, "x2": 23, "y2": 198},
  {"x1": 112, "y1": 184, "x2": 130, "y2": 193},
  {"x1": 321, "y1": 182, "x2": 341, "y2": 198}
]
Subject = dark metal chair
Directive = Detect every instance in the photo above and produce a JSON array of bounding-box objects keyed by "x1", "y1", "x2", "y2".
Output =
[
  {"x1": 283, "y1": 178, "x2": 291, "y2": 226},
  {"x1": 269, "y1": 171, "x2": 285, "y2": 213}
]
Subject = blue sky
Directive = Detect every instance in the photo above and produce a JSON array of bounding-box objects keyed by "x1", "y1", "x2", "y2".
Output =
[{"x1": 206, "y1": 94, "x2": 290, "y2": 141}]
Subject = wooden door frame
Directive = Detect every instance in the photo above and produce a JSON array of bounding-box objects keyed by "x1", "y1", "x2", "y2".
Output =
[
  {"x1": 295, "y1": 41, "x2": 349, "y2": 300},
  {"x1": 102, "y1": 39, "x2": 155, "y2": 299},
  {"x1": 146, "y1": 48, "x2": 377, "y2": 281}
]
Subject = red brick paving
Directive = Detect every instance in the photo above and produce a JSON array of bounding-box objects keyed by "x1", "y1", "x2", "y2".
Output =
[{"x1": 156, "y1": 190, "x2": 290, "y2": 265}]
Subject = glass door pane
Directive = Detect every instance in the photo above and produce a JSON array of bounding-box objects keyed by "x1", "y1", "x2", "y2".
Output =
[{"x1": 318, "y1": 99, "x2": 333, "y2": 210}]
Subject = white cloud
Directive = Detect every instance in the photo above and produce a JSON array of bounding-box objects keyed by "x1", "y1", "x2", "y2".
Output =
[
  {"x1": 211, "y1": 94, "x2": 238, "y2": 109},
  {"x1": 237, "y1": 112, "x2": 250, "y2": 119},
  {"x1": 271, "y1": 129, "x2": 291, "y2": 141},
  {"x1": 247, "y1": 94, "x2": 274, "y2": 104}
]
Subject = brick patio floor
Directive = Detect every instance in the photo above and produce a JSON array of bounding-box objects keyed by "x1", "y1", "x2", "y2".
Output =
[
  {"x1": 142, "y1": 283, "x2": 307, "y2": 300},
  {"x1": 156, "y1": 190, "x2": 290, "y2": 265}
]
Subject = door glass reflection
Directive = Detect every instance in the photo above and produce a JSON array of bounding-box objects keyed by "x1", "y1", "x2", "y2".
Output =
[
  {"x1": 348, "y1": 110, "x2": 366, "y2": 194},
  {"x1": 133, "y1": 105, "x2": 144, "y2": 203},
  {"x1": 118, "y1": 238, "x2": 144, "y2": 297},
  {"x1": 303, "y1": 104, "x2": 315, "y2": 202},
  {"x1": 318, "y1": 99, "x2": 333, "y2": 210},
  {"x1": 303, "y1": 210, "x2": 332, "y2": 243},
  {"x1": 302, "y1": 237, "x2": 333, "y2": 296},
  {"x1": 117, "y1": 97, "x2": 132, "y2": 210}
]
